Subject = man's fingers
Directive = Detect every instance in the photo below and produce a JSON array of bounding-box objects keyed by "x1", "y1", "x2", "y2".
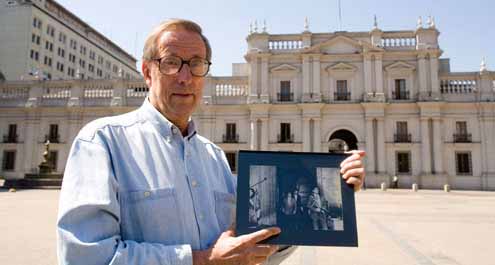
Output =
[
  {"x1": 238, "y1": 227, "x2": 281, "y2": 247},
  {"x1": 342, "y1": 168, "x2": 365, "y2": 180},
  {"x1": 346, "y1": 176, "x2": 362, "y2": 188},
  {"x1": 340, "y1": 160, "x2": 363, "y2": 174},
  {"x1": 252, "y1": 245, "x2": 278, "y2": 256},
  {"x1": 340, "y1": 150, "x2": 366, "y2": 167}
]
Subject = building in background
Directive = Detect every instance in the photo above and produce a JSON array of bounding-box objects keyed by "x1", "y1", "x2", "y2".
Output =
[
  {"x1": 1, "y1": 17, "x2": 494, "y2": 190},
  {"x1": 0, "y1": 0, "x2": 140, "y2": 81}
]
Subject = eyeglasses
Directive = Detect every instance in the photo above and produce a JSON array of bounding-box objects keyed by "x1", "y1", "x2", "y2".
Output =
[{"x1": 153, "y1": 55, "x2": 211, "y2": 77}]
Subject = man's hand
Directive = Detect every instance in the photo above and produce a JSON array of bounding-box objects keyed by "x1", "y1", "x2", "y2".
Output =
[
  {"x1": 193, "y1": 227, "x2": 281, "y2": 265},
  {"x1": 340, "y1": 150, "x2": 366, "y2": 192}
]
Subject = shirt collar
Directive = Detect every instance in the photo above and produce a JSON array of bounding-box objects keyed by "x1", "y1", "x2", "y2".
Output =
[{"x1": 140, "y1": 98, "x2": 197, "y2": 140}]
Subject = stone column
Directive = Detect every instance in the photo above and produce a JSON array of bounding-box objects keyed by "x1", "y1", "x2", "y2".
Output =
[
  {"x1": 302, "y1": 117, "x2": 311, "y2": 152},
  {"x1": 375, "y1": 55, "x2": 383, "y2": 93},
  {"x1": 249, "y1": 57, "x2": 259, "y2": 97},
  {"x1": 376, "y1": 117, "x2": 386, "y2": 173},
  {"x1": 418, "y1": 54, "x2": 428, "y2": 94},
  {"x1": 364, "y1": 55, "x2": 372, "y2": 94},
  {"x1": 23, "y1": 112, "x2": 41, "y2": 173},
  {"x1": 249, "y1": 118, "x2": 258, "y2": 150},
  {"x1": 365, "y1": 117, "x2": 376, "y2": 173},
  {"x1": 261, "y1": 56, "x2": 269, "y2": 98},
  {"x1": 302, "y1": 55, "x2": 311, "y2": 101},
  {"x1": 420, "y1": 117, "x2": 432, "y2": 174},
  {"x1": 313, "y1": 118, "x2": 321, "y2": 152},
  {"x1": 430, "y1": 56, "x2": 440, "y2": 95},
  {"x1": 432, "y1": 117, "x2": 444, "y2": 174},
  {"x1": 260, "y1": 118, "x2": 269, "y2": 151},
  {"x1": 312, "y1": 55, "x2": 321, "y2": 100}
]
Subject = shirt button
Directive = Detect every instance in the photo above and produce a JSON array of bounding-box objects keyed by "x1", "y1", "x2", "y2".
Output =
[
  {"x1": 191, "y1": 180, "x2": 198, "y2": 187},
  {"x1": 144, "y1": 191, "x2": 151, "y2": 197}
]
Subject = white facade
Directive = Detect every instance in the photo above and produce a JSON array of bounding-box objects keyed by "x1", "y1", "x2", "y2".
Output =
[
  {"x1": 1, "y1": 20, "x2": 494, "y2": 190},
  {"x1": 0, "y1": 0, "x2": 140, "y2": 81}
]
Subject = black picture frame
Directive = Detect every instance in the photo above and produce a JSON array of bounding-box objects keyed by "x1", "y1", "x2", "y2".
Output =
[{"x1": 235, "y1": 150, "x2": 358, "y2": 247}]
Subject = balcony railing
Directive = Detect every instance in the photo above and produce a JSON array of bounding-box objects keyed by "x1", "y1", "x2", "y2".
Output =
[
  {"x1": 392, "y1": 90, "x2": 410, "y2": 100},
  {"x1": 45, "y1": 134, "x2": 60, "y2": 143},
  {"x1": 453, "y1": 133, "x2": 472, "y2": 143},
  {"x1": 394, "y1": 133, "x2": 412, "y2": 143},
  {"x1": 334, "y1": 91, "x2": 351, "y2": 101},
  {"x1": 277, "y1": 134, "x2": 294, "y2": 143},
  {"x1": 277, "y1": 93, "x2": 293, "y2": 102},
  {"x1": 222, "y1": 134, "x2": 239, "y2": 143},
  {"x1": 2, "y1": 134, "x2": 18, "y2": 143}
]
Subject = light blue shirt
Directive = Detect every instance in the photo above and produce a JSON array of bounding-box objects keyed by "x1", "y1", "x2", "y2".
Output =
[{"x1": 57, "y1": 99, "x2": 238, "y2": 265}]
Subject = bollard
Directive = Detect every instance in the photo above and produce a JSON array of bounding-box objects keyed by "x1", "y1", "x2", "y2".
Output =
[
  {"x1": 381, "y1": 182, "x2": 387, "y2": 191},
  {"x1": 444, "y1": 184, "x2": 450, "y2": 192},
  {"x1": 412, "y1": 183, "x2": 418, "y2": 192}
]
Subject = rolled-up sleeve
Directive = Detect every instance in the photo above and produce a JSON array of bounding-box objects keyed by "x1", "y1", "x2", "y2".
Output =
[{"x1": 57, "y1": 138, "x2": 192, "y2": 265}]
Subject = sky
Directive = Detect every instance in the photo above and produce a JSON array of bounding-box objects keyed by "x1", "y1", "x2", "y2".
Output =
[{"x1": 55, "y1": 0, "x2": 495, "y2": 76}]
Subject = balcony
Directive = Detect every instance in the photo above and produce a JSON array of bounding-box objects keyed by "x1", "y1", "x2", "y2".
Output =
[
  {"x1": 45, "y1": 134, "x2": 60, "y2": 143},
  {"x1": 277, "y1": 134, "x2": 294, "y2": 143},
  {"x1": 277, "y1": 93, "x2": 293, "y2": 102},
  {"x1": 222, "y1": 134, "x2": 239, "y2": 143},
  {"x1": 394, "y1": 133, "x2": 412, "y2": 143},
  {"x1": 2, "y1": 134, "x2": 18, "y2": 143},
  {"x1": 334, "y1": 91, "x2": 351, "y2": 101},
  {"x1": 453, "y1": 133, "x2": 472, "y2": 143},
  {"x1": 392, "y1": 90, "x2": 410, "y2": 100}
]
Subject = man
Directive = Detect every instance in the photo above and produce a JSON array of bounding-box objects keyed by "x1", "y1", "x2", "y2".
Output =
[
  {"x1": 57, "y1": 19, "x2": 366, "y2": 265},
  {"x1": 307, "y1": 187, "x2": 329, "y2": 231}
]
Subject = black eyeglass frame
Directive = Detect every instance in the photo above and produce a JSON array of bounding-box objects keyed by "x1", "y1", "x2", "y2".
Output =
[{"x1": 152, "y1": 56, "x2": 212, "y2": 77}]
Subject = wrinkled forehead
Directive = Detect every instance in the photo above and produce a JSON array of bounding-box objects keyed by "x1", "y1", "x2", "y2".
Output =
[{"x1": 157, "y1": 29, "x2": 206, "y2": 58}]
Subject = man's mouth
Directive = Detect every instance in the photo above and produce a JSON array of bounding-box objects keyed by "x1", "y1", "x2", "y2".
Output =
[{"x1": 173, "y1": 93, "x2": 193, "y2": 97}]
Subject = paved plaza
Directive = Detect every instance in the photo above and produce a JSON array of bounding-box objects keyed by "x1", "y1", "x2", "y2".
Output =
[{"x1": 1, "y1": 188, "x2": 494, "y2": 265}]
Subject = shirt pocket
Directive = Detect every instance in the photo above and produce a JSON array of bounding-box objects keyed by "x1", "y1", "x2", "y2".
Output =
[
  {"x1": 213, "y1": 190, "x2": 236, "y2": 232},
  {"x1": 120, "y1": 187, "x2": 184, "y2": 244}
]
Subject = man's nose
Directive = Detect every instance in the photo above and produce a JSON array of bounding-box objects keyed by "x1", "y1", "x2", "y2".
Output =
[{"x1": 177, "y1": 64, "x2": 192, "y2": 85}]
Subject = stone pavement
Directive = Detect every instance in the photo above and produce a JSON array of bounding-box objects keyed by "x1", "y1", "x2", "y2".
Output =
[{"x1": 1, "y1": 188, "x2": 494, "y2": 265}]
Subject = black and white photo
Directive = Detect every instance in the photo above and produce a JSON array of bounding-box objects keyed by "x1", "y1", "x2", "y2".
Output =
[{"x1": 236, "y1": 150, "x2": 358, "y2": 247}]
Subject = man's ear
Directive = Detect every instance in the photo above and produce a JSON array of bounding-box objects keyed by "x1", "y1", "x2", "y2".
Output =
[{"x1": 142, "y1": 61, "x2": 152, "y2": 88}]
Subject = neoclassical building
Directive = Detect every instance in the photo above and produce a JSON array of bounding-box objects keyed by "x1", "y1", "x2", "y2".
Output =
[{"x1": 1, "y1": 19, "x2": 494, "y2": 190}]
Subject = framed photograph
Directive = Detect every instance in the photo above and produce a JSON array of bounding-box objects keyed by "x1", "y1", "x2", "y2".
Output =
[{"x1": 235, "y1": 150, "x2": 358, "y2": 247}]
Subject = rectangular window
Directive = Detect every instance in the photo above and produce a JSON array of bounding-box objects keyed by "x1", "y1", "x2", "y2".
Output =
[
  {"x1": 96, "y1": 68, "x2": 102, "y2": 77},
  {"x1": 97, "y1": 56, "x2": 103, "y2": 65},
  {"x1": 2, "y1": 151, "x2": 16, "y2": 171},
  {"x1": 48, "y1": 124, "x2": 59, "y2": 143},
  {"x1": 5, "y1": 124, "x2": 17, "y2": 143},
  {"x1": 396, "y1": 152, "x2": 411, "y2": 174},
  {"x1": 105, "y1": 61, "x2": 111, "y2": 70},
  {"x1": 46, "y1": 25, "x2": 55, "y2": 37},
  {"x1": 112, "y1": 65, "x2": 118, "y2": 73},
  {"x1": 279, "y1": 123, "x2": 292, "y2": 143},
  {"x1": 456, "y1": 121, "x2": 467, "y2": 135},
  {"x1": 456, "y1": 152, "x2": 472, "y2": 175},
  {"x1": 225, "y1": 152, "x2": 237, "y2": 173},
  {"x1": 279, "y1": 81, "x2": 292, "y2": 101},
  {"x1": 394, "y1": 79, "x2": 408, "y2": 99},
  {"x1": 397, "y1": 121, "x2": 407, "y2": 135},
  {"x1": 454, "y1": 121, "x2": 471, "y2": 142},
  {"x1": 88, "y1": 64, "x2": 94, "y2": 73},
  {"x1": 336, "y1": 80, "x2": 349, "y2": 100},
  {"x1": 224, "y1": 123, "x2": 237, "y2": 143}
]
